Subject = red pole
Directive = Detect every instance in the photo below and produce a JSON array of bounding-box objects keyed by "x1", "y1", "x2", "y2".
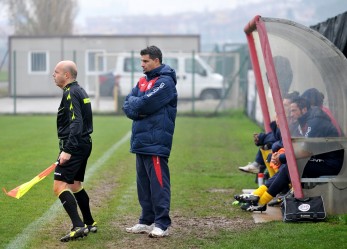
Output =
[
  {"x1": 256, "y1": 18, "x2": 303, "y2": 198},
  {"x1": 244, "y1": 15, "x2": 271, "y2": 133}
]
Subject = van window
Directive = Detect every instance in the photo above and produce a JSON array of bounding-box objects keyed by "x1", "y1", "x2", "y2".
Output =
[
  {"x1": 163, "y1": 58, "x2": 178, "y2": 71},
  {"x1": 185, "y1": 58, "x2": 206, "y2": 76},
  {"x1": 124, "y1": 58, "x2": 142, "y2": 72}
]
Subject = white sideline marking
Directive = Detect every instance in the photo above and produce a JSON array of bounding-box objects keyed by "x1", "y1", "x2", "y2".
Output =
[{"x1": 5, "y1": 131, "x2": 131, "y2": 249}]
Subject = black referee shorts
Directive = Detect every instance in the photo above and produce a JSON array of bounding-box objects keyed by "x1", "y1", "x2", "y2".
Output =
[{"x1": 54, "y1": 137, "x2": 92, "y2": 184}]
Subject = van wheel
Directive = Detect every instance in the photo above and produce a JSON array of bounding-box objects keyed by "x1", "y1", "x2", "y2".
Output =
[{"x1": 200, "y1": 89, "x2": 219, "y2": 100}]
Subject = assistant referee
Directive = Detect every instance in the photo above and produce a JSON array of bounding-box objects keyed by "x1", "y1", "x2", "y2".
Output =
[{"x1": 52, "y1": 60, "x2": 97, "y2": 242}]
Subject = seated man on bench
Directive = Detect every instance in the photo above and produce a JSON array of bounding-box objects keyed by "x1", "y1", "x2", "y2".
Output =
[{"x1": 235, "y1": 96, "x2": 344, "y2": 212}]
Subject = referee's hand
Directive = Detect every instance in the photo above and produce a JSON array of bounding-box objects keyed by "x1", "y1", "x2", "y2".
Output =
[{"x1": 59, "y1": 151, "x2": 71, "y2": 165}]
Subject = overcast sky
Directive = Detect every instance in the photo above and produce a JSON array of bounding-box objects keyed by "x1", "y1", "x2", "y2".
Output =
[
  {"x1": 76, "y1": 0, "x2": 261, "y2": 23},
  {"x1": 75, "y1": 0, "x2": 347, "y2": 27}
]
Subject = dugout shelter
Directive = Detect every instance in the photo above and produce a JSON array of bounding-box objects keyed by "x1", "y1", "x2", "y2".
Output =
[{"x1": 244, "y1": 15, "x2": 347, "y2": 214}]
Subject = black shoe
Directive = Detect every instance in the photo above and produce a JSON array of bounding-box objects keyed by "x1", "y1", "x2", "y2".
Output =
[
  {"x1": 240, "y1": 202, "x2": 267, "y2": 212},
  {"x1": 234, "y1": 194, "x2": 260, "y2": 204},
  {"x1": 268, "y1": 195, "x2": 284, "y2": 207},
  {"x1": 87, "y1": 222, "x2": 97, "y2": 233},
  {"x1": 60, "y1": 225, "x2": 89, "y2": 242}
]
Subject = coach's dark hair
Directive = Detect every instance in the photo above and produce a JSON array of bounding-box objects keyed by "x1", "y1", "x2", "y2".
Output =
[
  {"x1": 283, "y1": 91, "x2": 300, "y2": 102},
  {"x1": 140, "y1": 46, "x2": 162, "y2": 64},
  {"x1": 291, "y1": 96, "x2": 310, "y2": 111},
  {"x1": 301, "y1": 88, "x2": 324, "y2": 107}
]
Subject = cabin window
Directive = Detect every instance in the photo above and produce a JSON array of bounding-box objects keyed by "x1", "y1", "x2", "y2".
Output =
[{"x1": 29, "y1": 51, "x2": 48, "y2": 74}]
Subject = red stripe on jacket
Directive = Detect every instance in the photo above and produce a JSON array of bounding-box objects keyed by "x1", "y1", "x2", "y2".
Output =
[{"x1": 138, "y1": 77, "x2": 159, "y2": 92}]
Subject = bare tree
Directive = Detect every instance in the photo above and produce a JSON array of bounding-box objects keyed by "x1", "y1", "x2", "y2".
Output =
[{"x1": 5, "y1": 0, "x2": 79, "y2": 35}]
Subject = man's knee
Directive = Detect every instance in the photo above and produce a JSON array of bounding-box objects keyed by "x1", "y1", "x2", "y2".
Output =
[
  {"x1": 53, "y1": 180, "x2": 68, "y2": 196},
  {"x1": 69, "y1": 181, "x2": 82, "y2": 193}
]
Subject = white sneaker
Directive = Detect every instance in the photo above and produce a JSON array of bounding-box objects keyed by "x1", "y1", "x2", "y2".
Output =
[
  {"x1": 238, "y1": 162, "x2": 259, "y2": 174},
  {"x1": 126, "y1": 224, "x2": 154, "y2": 234},
  {"x1": 148, "y1": 227, "x2": 169, "y2": 238}
]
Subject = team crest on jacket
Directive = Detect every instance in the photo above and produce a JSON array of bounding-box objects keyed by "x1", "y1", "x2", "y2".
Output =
[{"x1": 139, "y1": 77, "x2": 159, "y2": 92}]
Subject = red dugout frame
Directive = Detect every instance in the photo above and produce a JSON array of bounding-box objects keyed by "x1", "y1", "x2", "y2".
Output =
[{"x1": 244, "y1": 15, "x2": 303, "y2": 198}]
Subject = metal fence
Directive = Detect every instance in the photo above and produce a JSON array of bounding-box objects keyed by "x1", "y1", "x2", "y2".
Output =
[{"x1": 1, "y1": 45, "x2": 250, "y2": 115}]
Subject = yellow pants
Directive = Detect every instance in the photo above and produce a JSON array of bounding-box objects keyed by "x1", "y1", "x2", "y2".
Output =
[{"x1": 260, "y1": 148, "x2": 276, "y2": 177}]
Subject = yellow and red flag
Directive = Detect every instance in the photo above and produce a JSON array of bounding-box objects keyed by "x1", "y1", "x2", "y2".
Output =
[{"x1": 3, "y1": 162, "x2": 57, "y2": 199}]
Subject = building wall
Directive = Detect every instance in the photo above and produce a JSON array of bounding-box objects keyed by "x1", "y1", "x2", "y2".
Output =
[{"x1": 9, "y1": 35, "x2": 200, "y2": 96}]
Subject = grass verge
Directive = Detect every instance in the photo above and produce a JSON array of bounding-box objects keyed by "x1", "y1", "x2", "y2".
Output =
[{"x1": 0, "y1": 113, "x2": 346, "y2": 249}]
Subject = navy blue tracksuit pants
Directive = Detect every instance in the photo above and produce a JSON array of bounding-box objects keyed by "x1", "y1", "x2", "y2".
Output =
[
  {"x1": 136, "y1": 154, "x2": 171, "y2": 230},
  {"x1": 267, "y1": 156, "x2": 343, "y2": 198}
]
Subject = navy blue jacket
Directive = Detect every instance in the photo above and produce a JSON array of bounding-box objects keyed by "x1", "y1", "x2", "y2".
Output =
[
  {"x1": 298, "y1": 106, "x2": 343, "y2": 168},
  {"x1": 122, "y1": 64, "x2": 177, "y2": 157},
  {"x1": 256, "y1": 121, "x2": 278, "y2": 148},
  {"x1": 298, "y1": 106, "x2": 339, "y2": 138}
]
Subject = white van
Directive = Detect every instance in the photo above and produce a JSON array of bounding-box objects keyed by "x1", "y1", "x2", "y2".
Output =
[{"x1": 110, "y1": 52, "x2": 224, "y2": 100}]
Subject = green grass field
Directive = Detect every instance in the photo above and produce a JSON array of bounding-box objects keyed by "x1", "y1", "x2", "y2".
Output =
[{"x1": 0, "y1": 113, "x2": 346, "y2": 249}]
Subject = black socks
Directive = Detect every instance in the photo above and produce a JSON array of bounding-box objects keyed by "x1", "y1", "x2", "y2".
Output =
[
  {"x1": 73, "y1": 188, "x2": 95, "y2": 226},
  {"x1": 59, "y1": 190, "x2": 84, "y2": 228}
]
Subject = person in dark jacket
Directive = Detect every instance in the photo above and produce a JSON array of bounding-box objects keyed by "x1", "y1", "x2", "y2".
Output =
[
  {"x1": 238, "y1": 121, "x2": 277, "y2": 174},
  {"x1": 238, "y1": 96, "x2": 344, "y2": 212},
  {"x1": 52, "y1": 60, "x2": 96, "y2": 242},
  {"x1": 301, "y1": 87, "x2": 342, "y2": 136},
  {"x1": 122, "y1": 46, "x2": 177, "y2": 238},
  {"x1": 239, "y1": 91, "x2": 299, "y2": 174}
]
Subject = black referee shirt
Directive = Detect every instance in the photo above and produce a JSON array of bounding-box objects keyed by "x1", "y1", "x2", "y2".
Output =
[{"x1": 57, "y1": 81, "x2": 93, "y2": 154}]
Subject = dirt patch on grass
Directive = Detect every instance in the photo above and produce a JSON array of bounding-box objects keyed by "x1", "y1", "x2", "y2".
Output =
[
  {"x1": 87, "y1": 171, "x2": 119, "y2": 208},
  {"x1": 30, "y1": 170, "x2": 120, "y2": 249},
  {"x1": 171, "y1": 214, "x2": 255, "y2": 232},
  {"x1": 108, "y1": 213, "x2": 256, "y2": 249},
  {"x1": 28, "y1": 166, "x2": 256, "y2": 249}
]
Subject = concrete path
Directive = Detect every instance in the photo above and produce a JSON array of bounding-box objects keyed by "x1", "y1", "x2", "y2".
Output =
[
  {"x1": 242, "y1": 189, "x2": 283, "y2": 223},
  {"x1": 0, "y1": 97, "x2": 120, "y2": 114},
  {"x1": 0, "y1": 96, "x2": 224, "y2": 114},
  {"x1": 252, "y1": 206, "x2": 283, "y2": 223}
]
